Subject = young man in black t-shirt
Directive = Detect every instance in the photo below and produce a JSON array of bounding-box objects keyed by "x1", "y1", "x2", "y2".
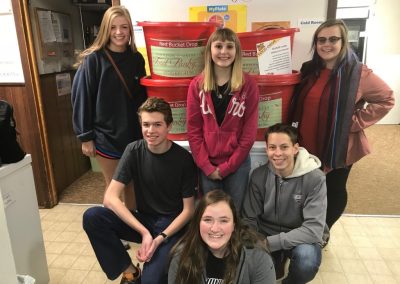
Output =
[{"x1": 83, "y1": 97, "x2": 197, "y2": 284}]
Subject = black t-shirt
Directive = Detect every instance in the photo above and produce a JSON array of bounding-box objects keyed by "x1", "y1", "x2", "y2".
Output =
[
  {"x1": 211, "y1": 82, "x2": 232, "y2": 126},
  {"x1": 113, "y1": 140, "x2": 197, "y2": 215},
  {"x1": 206, "y1": 251, "x2": 226, "y2": 284}
]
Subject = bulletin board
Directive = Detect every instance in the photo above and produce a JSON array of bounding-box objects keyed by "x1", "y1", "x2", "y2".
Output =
[{"x1": 33, "y1": 8, "x2": 74, "y2": 64}]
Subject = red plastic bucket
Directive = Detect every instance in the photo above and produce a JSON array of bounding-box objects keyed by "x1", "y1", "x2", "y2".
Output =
[
  {"x1": 140, "y1": 76, "x2": 192, "y2": 141},
  {"x1": 137, "y1": 22, "x2": 218, "y2": 80},
  {"x1": 237, "y1": 28, "x2": 299, "y2": 75},
  {"x1": 253, "y1": 71, "x2": 301, "y2": 140}
]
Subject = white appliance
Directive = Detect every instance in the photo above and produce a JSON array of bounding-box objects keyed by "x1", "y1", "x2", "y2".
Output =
[{"x1": 0, "y1": 155, "x2": 49, "y2": 284}]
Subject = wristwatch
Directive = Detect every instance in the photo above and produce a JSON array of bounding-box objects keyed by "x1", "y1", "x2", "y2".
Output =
[{"x1": 158, "y1": 232, "x2": 168, "y2": 243}]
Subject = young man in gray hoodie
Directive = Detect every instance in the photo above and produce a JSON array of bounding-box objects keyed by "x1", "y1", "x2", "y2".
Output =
[{"x1": 242, "y1": 123, "x2": 327, "y2": 284}]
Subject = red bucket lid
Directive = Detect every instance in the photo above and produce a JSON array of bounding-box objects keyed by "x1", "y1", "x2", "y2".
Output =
[
  {"x1": 141, "y1": 76, "x2": 192, "y2": 87},
  {"x1": 137, "y1": 21, "x2": 220, "y2": 28},
  {"x1": 237, "y1": 28, "x2": 299, "y2": 38},
  {"x1": 252, "y1": 71, "x2": 301, "y2": 85}
]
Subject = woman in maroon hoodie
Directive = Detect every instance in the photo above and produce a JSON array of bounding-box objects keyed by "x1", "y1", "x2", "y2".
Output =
[{"x1": 187, "y1": 28, "x2": 259, "y2": 211}]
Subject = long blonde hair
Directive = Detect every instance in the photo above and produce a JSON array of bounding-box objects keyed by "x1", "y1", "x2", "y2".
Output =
[
  {"x1": 76, "y1": 6, "x2": 136, "y2": 66},
  {"x1": 202, "y1": 28, "x2": 244, "y2": 92}
]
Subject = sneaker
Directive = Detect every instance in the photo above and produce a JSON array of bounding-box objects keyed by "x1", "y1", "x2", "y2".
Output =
[
  {"x1": 322, "y1": 224, "x2": 330, "y2": 248},
  {"x1": 120, "y1": 264, "x2": 141, "y2": 284},
  {"x1": 121, "y1": 239, "x2": 131, "y2": 250}
]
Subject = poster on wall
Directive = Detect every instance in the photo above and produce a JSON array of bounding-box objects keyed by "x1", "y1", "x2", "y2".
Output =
[
  {"x1": 189, "y1": 4, "x2": 246, "y2": 32},
  {"x1": 0, "y1": 10, "x2": 24, "y2": 83},
  {"x1": 257, "y1": 36, "x2": 292, "y2": 75}
]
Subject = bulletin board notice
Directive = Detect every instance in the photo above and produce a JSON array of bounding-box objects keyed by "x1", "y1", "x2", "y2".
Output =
[
  {"x1": 0, "y1": 9, "x2": 24, "y2": 84},
  {"x1": 189, "y1": 4, "x2": 246, "y2": 32},
  {"x1": 34, "y1": 8, "x2": 74, "y2": 74}
]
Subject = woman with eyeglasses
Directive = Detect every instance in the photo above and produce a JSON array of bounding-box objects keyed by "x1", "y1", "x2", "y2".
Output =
[{"x1": 289, "y1": 19, "x2": 394, "y2": 234}]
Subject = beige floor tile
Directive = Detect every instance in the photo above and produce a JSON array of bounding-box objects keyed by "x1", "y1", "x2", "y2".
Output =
[
  {"x1": 345, "y1": 273, "x2": 373, "y2": 284},
  {"x1": 363, "y1": 259, "x2": 393, "y2": 275},
  {"x1": 329, "y1": 245, "x2": 360, "y2": 259},
  {"x1": 339, "y1": 259, "x2": 368, "y2": 274},
  {"x1": 329, "y1": 234, "x2": 353, "y2": 247},
  {"x1": 377, "y1": 247, "x2": 400, "y2": 261},
  {"x1": 45, "y1": 242, "x2": 69, "y2": 254},
  {"x1": 48, "y1": 268, "x2": 67, "y2": 284},
  {"x1": 375, "y1": 218, "x2": 400, "y2": 227},
  {"x1": 54, "y1": 231, "x2": 79, "y2": 243},
  {"x1": 59, "y1": 269, "x2": 88, "y2": 284},
  {"x1": 348, "y1": 235, "x2": 374, "y2": 248},
  {"x1": 319, "y1": 271, "x2": 349, "y2": 284},
  {"x1": 63, "y1": 242, "x2": 87, "y2": 255},
  {"x1": 363, "y1": 225, "x2": 389, "y2": 237},
  {"x1": 43, "y1": 230, "x2": 62, "y2": 242},
  {"x1": 71, "y1": 255, "x2": 97, "y2": 270},
  {"x1": 46, "y1": 253, "x2": 59, "y2": 266},
  {"x1": 84, "y1": 271, "x2": 108, "y2": 284},
  {"x1": 91, "y1": 260, "x2": 103, "y2": 271},
  {"x1": 386, "y1": 260, "x2": 400, "y2": 276},
  {"x1": 50, "y1": 254, "x2": 79, "y2": 269},
  {"x1": 73, "y1": 231, "x2": 91, "y2": 243},
  {"x1": 369, "y1": 236, "x2": 398, "y2": 249},
  {"x1": 355, "y1": 247, "x2": 383, "y2": 260},
  {"x1": 81, "y1": 243, "x2": 96, "y2": 256},
  {"x1": 49, "y1": 221, "x2": 71, "y2": 232},
  {"x1": 319, "y1": 258, "x2": 343, "y2": 273},
  {"x1": 39, "y1": 209, "x2": 50, "y2": 219},
  {"x1": 369, "y1": 274, "x2": 399, "y2": 284},
  {"x1": 389, "y1": 228, "x2": 400, "y2": 239},
  {"x1": 321, "y1": 246, "x2": 337, "y2": 259},
  {"x1": 340, "y1": 216, "x2": 361, "y2": 226},
  {"x1": 42, "y1": 212, "x2": 64, "y2": 222},
  {"x1": 329, "y1": 222, "x2": 347, "y2": 236},
  {"x1": 64, "y1": 221, "x2": 83, "y2": 232},
  {"x1": 342, "y1": 225, "x2": 368, "y2": 236},
  {"x1": 357, "y1": 217, "x2": 386, "y2": 227},
  {"x1": 41, "y1": 220, "x2": 55, "y2": 231}
]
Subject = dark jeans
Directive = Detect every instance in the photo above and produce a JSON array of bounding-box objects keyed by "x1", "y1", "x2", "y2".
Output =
[
  {"x1": 200, "y1": 155, "x2": 251, "y2": 212},
  {"x1": 326, "y1": 166, "x2": 353, "y2": 228},
  {"x1": 83, "y1": 206, "x2": 181, "y2": 284},
  {"x1": 272, "y1": 243, "x2": 322, "y2": 284}
]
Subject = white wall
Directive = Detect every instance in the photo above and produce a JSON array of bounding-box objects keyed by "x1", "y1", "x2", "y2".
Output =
[
  {"x1": 121, "y1": 0, "x2": 328, "y2": 70},
  {"x1": 365, "y1": 0, "x2": 400, "y2": 124}
]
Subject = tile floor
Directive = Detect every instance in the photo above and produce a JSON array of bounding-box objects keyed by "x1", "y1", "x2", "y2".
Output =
[{"x1": 39, "y1": 204, "x2": 400, "y2": 284}]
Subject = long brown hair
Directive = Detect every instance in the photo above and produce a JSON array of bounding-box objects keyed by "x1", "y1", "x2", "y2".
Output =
[
  {"x1": 310, "y1": 19, "x2": 351, "y2": 71},
  {"x1": 170, "y1": 190, "x2": 266, "y2": 284},
  {"x1": 75, "y1": 6, "x2": 136, "y2": 66},
  {"x1": 202, "y1": 28, "x2": 244, "y2": 93}
]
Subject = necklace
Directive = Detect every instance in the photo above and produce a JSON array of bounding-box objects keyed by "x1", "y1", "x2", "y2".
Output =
[{"x1": 216, "y1": 82, "x2": 230, "y2": 99}]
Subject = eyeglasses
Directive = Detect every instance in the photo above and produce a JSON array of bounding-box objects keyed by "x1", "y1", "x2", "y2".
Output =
[{"x1": 316, "y1": 36, "x2": 342, "y2": 44}]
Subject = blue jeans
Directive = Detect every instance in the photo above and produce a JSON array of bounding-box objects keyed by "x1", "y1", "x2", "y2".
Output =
[
  {"x1": 274, "y1": 244, "x2": 321, "y2": 284},
  {"x1": 83, "y1": 206, "x2": 181, "y2": 284},
  {"x1": 200, "y1": 155, "x2": 251, "y2": 211}
]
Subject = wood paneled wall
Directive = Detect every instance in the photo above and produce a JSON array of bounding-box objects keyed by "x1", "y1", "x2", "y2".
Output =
[
  {"x1": 1, "y1": 0, "x2": 90, "y2": 208},
  {"x1": 0, "y1": 85, "x2": 53, "y2": 207},
  {"x1": 39, "y1": 72, "x2": 90, "y2": 195}
]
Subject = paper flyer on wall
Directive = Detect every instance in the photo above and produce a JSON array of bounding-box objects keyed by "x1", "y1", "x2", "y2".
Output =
[
  {"x1": 189, "y1": 4, "x2": 246, "y2": 32},
  {"x1": 257, "y1": 36, "x2": 292, "y2": 75}
]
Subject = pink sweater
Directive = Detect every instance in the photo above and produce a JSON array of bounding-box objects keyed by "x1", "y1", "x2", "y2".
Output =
[
  {"x1": 346, "y1": 65, "x2": 394, "y2": 165},
  {"x1": 187, "y1": 73, "x2": 259, "y2": 177}
]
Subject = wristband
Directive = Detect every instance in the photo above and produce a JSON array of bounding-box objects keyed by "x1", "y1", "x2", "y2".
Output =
[{"x1": 158, "y1": 232, "x2": 168, "y2": 243}]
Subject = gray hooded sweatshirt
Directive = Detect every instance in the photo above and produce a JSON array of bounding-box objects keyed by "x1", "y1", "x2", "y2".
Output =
[{"x1": 242, "y1": 147, "x2": 327, "y2": 252}]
